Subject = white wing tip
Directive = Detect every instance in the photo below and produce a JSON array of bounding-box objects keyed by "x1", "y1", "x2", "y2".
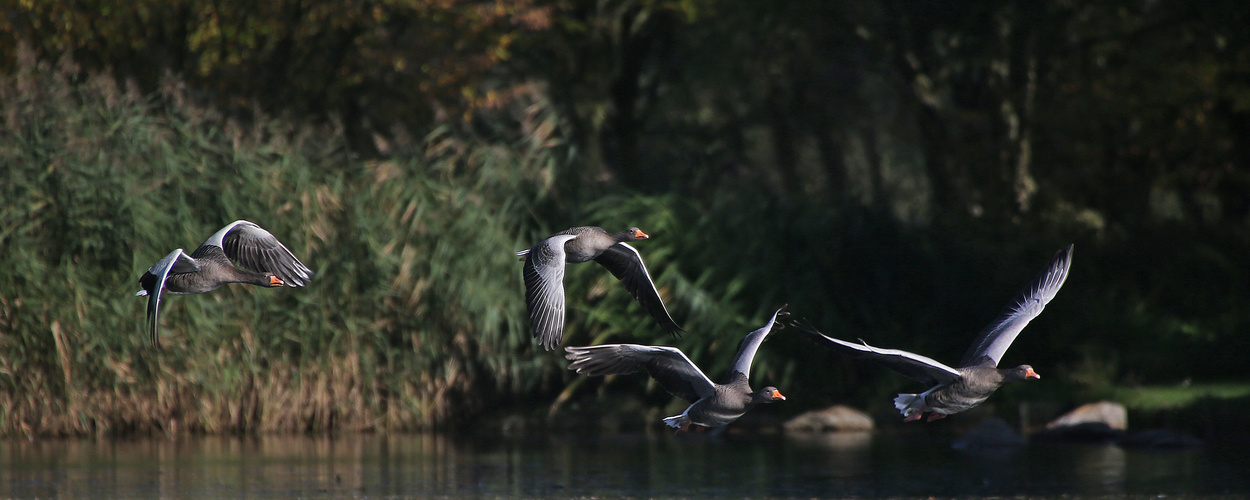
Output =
[{"x1": 662, "y1": 414, "x2": 688, "y2": 429}]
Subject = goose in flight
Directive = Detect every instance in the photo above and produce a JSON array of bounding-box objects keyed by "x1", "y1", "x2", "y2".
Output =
[
  {"x1": 565, "y1": 307, "x2": 787, "y2": 431},
  {"x1": 518, "y1": 226, "x2": 681, "y2": 350},
  {"x1": 793, "y1": 245, "x2": 1072, "y2": 421},
  {"x1": 137, "y1": 220, "x2": 313, "y2": 347}
]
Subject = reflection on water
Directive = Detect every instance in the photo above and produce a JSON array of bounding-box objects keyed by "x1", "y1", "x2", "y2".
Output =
[
  {"x1": 1070, "y1": 442, "x2": 1127, "y2": 493},
  {"x1": 0, "y1": 428, "x2": 1245, "y2": 498}
]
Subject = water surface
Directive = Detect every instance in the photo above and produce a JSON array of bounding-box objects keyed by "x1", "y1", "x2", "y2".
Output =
[{"x1": 1, "y1": 429, "x2": 1245, "y2": 498}]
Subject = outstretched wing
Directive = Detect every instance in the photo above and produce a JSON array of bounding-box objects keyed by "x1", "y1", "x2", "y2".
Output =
[
  {"x1": 724, "y1": 306, "x2": 788, "y2": 382},
  {"x1": 522, "y1": 234, "x2": 577, "y2": 350},
  {"x1": 792, "y1": 320, "x2": 962, "y2": 387},
  {"x1": 207, "y1": 220, "x2": 314, "y2": 287},
  {"x1": 565, "y1": 344, "x2": 716, "y2": 403},
  {"x1": 959, "y1": 244, "x2": 1073, "y2": 367},
  {"x1": 593, "y1": 243, "x2": 683, "y2": 335},
  {"x1": 138, "y1": 248, "x2": 199, "y2": 348}
]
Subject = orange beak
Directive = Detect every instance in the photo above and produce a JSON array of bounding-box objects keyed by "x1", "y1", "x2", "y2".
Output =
[
  {"x1": 772, "y1": 389, "x2": 786, "y2": 400},
  {"x1": 269, "y1": 276, "x2": 284, "y2": 286},
  {"x1": 633, "y1": 229, "x2": 649, "y2": 239},
  {"x1": 1025, "y1": 367, "x2": 1041, "y2": 380}
]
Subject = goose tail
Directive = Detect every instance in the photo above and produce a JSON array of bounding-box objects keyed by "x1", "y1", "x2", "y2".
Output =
[{"x1": 894, "y1": 393, "x2": 926, "y2": 419}]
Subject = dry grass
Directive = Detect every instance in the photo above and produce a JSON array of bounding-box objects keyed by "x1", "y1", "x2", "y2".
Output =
[{"x1": 0, "y1": 46, "x2": 581, "y2": 437}]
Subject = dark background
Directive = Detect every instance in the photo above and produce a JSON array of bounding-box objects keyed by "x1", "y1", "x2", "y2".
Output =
[{"x1": 1, "y1": 0, "x2": 1247, "y2": 435}]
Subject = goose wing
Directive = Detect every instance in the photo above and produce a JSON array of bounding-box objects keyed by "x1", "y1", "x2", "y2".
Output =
[
  {"x1": 724, "y1": 306, "x2": 788, "y2": 382},
  {"x1": 522, "y1": 234, "x2": 577, "y2": 350},
  {"x1": 593, "y1": 243, "x2": 683, "y2": 334},
  {"x1": 958, "y1": 244, "x2": 1073, "y2": 367},
  {"x1": 792, "y1": 321, "x2": 962, "y2": 387},
  {"x1": 205, "y1": 220, "x2": 313, "y2": 286},
  {"x1": 138, "y1": 248, "x2": 199, "y2": 348},
  {"x1": 565, "y1": 344, "x2": 716, "y2": 403}
]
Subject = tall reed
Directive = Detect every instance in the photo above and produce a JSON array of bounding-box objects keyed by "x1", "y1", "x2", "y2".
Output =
[{"x1": 0, "y1": 48, "x2": 592, "y2": 436}]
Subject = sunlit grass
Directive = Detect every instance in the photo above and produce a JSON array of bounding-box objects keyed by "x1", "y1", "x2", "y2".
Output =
[
  {"x1": 5, "y1": 45, "x2": 1250, "y2": 438},
  {"x1": 0, "y1": 48, "x2": 578, "y2": 436},
  {"x1": 1113, "y1": 383, "x2": 1250, "y2": 410}
]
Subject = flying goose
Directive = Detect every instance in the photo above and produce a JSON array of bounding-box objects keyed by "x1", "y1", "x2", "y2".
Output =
[
  {"x1": 518, "y1": 226, "x2": 681, "y2": 350},
  {"x1": 136, "y1": 220, "x2": 313, "y2": 347},
  {"x1": 565, "y1": 307, "x2": 787, "y2": 431},
  {"x1": 793, "y1": 245, "x2": 1072, "y2": 421}
]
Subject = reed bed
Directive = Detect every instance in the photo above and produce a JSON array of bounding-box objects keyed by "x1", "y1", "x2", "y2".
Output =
[
  {"x1": 4, "y1": 46, "x2": 1244, "y2": 437},
  {"x1": 0, "y1": 49, "x2": 599, "y2": 436},
  {"x1": 1, "y1": 47, "x2": 814, "y2": 437}
]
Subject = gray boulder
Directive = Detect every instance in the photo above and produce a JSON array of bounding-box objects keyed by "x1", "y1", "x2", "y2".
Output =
[
  {"x1": 1031, "y1": 401, "x2": 1128, "y2": 443},
  {"x1": 1047, "y1": 401, "x2": 1128, "y2": 430},
  {"x1": 784, "y1": 405, "x2": 875, "y2": 433}
]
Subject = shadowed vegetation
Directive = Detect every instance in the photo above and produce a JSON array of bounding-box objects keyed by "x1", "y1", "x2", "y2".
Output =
[
  {"x1": 3, "y1": 1, "x2": 1250, "y2": 436},
  {"x1": 0, "y1": 50, "x2": 569, "y2": 435}
]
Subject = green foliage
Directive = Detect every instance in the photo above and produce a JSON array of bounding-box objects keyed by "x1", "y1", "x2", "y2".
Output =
[
  {"x1": 1114, "y1": 383, "x2": 1250, "y2": 410},
  {"x1": 5, "y1": 0, "x2": 1250, "y2": 434},
  {"x1": 0, "y1": 48, "x2": 575, "y2": 435},
  {"x1": 3, "y1": 0, "x2": 562, "y2": 148}
]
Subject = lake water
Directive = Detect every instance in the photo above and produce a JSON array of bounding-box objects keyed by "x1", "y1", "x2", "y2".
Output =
[{"x1": 1, "y1": 428, "x2": 1246, "y2": 498}]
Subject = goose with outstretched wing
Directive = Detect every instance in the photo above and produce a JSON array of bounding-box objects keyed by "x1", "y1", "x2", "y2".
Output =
[
  {"x1": 137, "y1": 220, "x2": 313, "y2": 347},
  {"x1": 565, "y1": 306, "x2": 787, "y2": 431},
  {"x1": 518, "y1": 226, "x2": 682, "y2": 350},
  {"x1": 793, "y1": 245, "x2": 1072, "y2": 422}
]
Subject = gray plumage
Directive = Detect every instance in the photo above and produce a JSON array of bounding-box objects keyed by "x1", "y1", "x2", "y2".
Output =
[
  {"x1": 137, "y1": 220, "x2": 313, "y2": 348},
  {"x1": 518, "y1": 226, "x2": 681, "y2": 350},
  {"x1": 793, "y1": 245, "x2": 1072, "y2": 421},
  {"x1": 565, "y1": 307, "x2": 787, "y2": 431}
]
